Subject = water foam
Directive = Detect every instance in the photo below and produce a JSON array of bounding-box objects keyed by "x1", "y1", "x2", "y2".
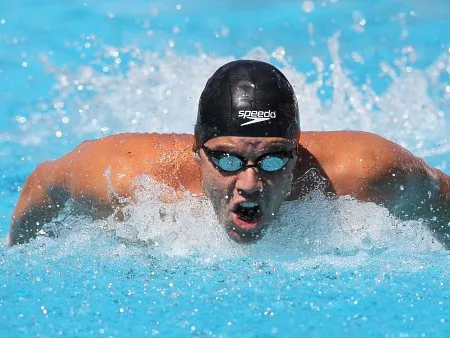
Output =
[{"x1": 14, "y1": 174, "x2": 439, "y2": 266}]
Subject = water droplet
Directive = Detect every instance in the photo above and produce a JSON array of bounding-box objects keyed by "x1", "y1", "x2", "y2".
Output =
[
  {"x1": 302, "y1": 0, "x2": 314, "y2": 13},
  {"x1": 272, "y1": 47, "x2": 286, "y2": 61},
  {"x1": 15, "y1": 116, "x2": 27, "y2": 124}
]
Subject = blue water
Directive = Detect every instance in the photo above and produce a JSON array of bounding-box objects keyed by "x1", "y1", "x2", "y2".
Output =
[{"x1": 1, "y1": 0, "x2": 450, "y2": 336}]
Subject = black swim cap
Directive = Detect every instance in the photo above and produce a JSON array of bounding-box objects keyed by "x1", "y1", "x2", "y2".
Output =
[{"x1": 194, "y1": 60, "x2": 300, "y2": 150}]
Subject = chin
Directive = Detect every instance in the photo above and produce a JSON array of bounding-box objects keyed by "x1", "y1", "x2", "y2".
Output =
[{"x1": 225, "y1": 220, "x2": 266, "y2": 244}]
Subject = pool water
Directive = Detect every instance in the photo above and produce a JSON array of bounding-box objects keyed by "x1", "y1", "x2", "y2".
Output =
[{"x1": 1, "y1": 0, "x2": 450, "y2": 336}]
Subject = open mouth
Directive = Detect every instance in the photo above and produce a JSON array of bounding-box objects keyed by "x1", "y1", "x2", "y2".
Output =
[{"x1": 231, "y1": 202, "x2": 262, "y2": 231}]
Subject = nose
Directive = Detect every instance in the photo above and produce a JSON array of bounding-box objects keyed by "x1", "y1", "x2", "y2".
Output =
[{"x1": 235, "y1": 167, "x2": 262, "y2": 196}]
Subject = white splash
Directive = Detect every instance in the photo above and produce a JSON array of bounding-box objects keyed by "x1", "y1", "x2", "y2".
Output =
[
  {"x1": 13, "y1": 36, "x2": 449, "y2": 162},
  {"x1": 20, "y1": 177, "x2": 441, "y2": 264}
]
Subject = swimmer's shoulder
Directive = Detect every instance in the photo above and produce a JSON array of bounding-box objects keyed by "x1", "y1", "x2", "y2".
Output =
[
  {"x1": 60, "y1": 132, "x2": 194, "y2": 165},
  {"x1": 47, "y1": 132, "x2": 200, "y2": 198},
  {"x1": 298, "y1": 131, "x2": 410, "y2": 197},
  {"x1": 300, "y1": 130, "x2": 402, "y2": 164},
  {"x1": 71, "y1": 132, "x2": 194, "y2": 154}
]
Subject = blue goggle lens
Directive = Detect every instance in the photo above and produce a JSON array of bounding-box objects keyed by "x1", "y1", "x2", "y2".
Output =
[
  {"x1": 209, "y1": 152, "x2": 290, "y2": 173},
  {"x1": 259, "y1": 156, "x2": 289, "y2": 172},
  {"x1": 214, "y1": 155, "x2": 244, "y2": 172}
]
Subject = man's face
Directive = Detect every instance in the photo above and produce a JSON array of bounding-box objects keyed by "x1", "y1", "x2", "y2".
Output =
[{"x1": 196, "y1": 136, "x2": 297, "y2": 243}]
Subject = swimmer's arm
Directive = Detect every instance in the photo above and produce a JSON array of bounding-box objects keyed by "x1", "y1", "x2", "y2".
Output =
[
  {"x1": 8, "y1": 135, "x2": 193, "y2": 245},
  {"x1": 9, "y1": 138, "x2": 133, "y2": 245},
  {"x1": 322, "y1": 132, "x2": 450, "y2": 245},
  {"x1": 363, "y1": 142, "x2": 450, "y2": 246},
  {"x1": 376, "y1": 163, "x2": 449, "y2": 246},
  {"x1": 9, "y1": 161, "x2": 120, "y2": 245},
  {"x1": 9, "y1": 161, "x2": 68, "y2": 245}
]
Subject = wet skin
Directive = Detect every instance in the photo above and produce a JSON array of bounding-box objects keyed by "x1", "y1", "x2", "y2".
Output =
[
  {"x1": 196, "y1": 136, "x2": 297, "y2": 243},
  {"x1": 9, "y1": 131, "x2": 450, "y2": 246}
]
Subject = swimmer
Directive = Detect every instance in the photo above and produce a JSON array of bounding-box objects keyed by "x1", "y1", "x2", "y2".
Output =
[{"x1": 9, "y1": 60, "x2": 450, "y2": 246}]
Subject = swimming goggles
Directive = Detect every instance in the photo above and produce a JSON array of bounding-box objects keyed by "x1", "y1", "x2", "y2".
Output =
[{"x1": 202, "y1": 146, "x2": 293, "y2": 173}]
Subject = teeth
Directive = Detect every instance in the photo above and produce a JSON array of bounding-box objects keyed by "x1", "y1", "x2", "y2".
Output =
[{"x1": 239, "y1": 202, "x2": 258, "y2": 208}]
